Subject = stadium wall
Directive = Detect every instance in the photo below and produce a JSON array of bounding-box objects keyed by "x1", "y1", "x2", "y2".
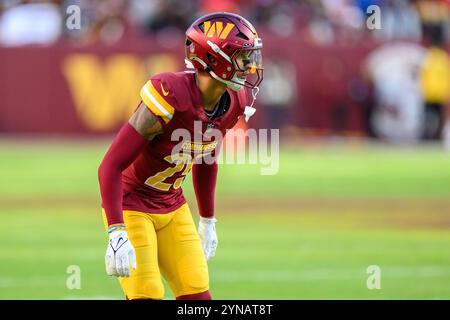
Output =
[{"x1": 0, "y1": 34, "x2": 375, "y2": 135}]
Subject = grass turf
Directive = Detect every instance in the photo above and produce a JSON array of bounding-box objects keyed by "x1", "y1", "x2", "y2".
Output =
[{"x1": 0, "y1": 141, "x2": 449, "y2": 299}]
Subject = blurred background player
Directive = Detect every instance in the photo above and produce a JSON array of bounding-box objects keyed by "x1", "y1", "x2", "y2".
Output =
[
  {"x1": 98, "y1": 12, "x2": 263, "y2": 300},
  {"x1": 417, "y1": 0, "x2": 450, "y2": 148},
  {"x1": 365, "y1": 42, "x2": 426, "y2": 143}
]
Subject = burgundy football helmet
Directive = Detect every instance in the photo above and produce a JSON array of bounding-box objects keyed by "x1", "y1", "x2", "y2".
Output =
[{"x1": 185, "y1": 12, "x2": 263, "y2": 91}]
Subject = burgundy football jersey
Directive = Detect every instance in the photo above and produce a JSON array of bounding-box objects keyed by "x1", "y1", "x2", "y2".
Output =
[{"x1": 121, "y1": 71, "x2": 250, "y2": 214}]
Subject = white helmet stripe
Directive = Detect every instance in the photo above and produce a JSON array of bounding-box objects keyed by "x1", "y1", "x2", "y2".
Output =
[
  {"x1": 206, "y1": 40, "x2": 232, "y2": 63},
  {"x1": 184, "y1": 58, "x2": 195, "y2": 69}
]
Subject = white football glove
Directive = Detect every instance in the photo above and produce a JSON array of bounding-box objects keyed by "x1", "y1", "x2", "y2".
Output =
[
  {"x1": 198, "y1": 217, "x2": 218, "y2": 261},
  {"x1": 105, "y1": 229, "x2": 136, "y2": 277}
]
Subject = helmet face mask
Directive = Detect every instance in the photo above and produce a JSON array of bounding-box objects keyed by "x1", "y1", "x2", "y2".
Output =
[
  {"x1": 185, "y1": 12, "x2": 264, "y2": 91},
  {"x1": 231, "y1": 48, "x2": 263, "y2": 89}
]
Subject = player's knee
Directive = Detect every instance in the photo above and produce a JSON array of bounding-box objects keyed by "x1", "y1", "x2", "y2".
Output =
[
  {"x1": 190, "y1": 268, "x2": 209, "y2": 290},
  {"x1": 125, "y1": 278, "x2": 165, "y2": 300},
  {"x1": 175, "y1": 266, "x2": 209, "y2": 297}
]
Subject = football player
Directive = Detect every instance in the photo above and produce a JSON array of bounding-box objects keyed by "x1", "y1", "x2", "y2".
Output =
[{"x1": 98, "y1": 12, "x2": 263, "y2": 300}]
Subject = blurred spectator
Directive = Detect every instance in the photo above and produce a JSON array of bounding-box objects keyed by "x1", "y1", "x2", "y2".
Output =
[
  {"x1": 244, "y1": 0, "x2": 297, "y2": 38},
  {"x1": 414, "y1": 0, "x2": 450, "y2": 147},
  {"x1": 321, "y1": 0, "x2": 365, "y2": 31},
  {"x1": 62, "y1": 0, "x2": 129, "y2": 45},
  {"x1": 371, "y1": 0, "x2": 422, "y2": 42},
  {"x1": 419, "y1": 38, "x2": 450, "y2": 149},
  {"x1": 199, "y1": 0, "x2": 239, "y2": 14},
  {"x1": 142, "y1": 0, "x2": 197, "y2": 33},
  {"x1": 0, "y1": 0, "x2": 62, "y2": 46},
  {"x1": 415, "y1": 0, "x2": 450, "y2": 45},
  {"x1": 2, "y1": 0, "x2": 443, "y2": 46},
  {"x1": 1, "y1": 0, "x2": 450, "y2": 143}
]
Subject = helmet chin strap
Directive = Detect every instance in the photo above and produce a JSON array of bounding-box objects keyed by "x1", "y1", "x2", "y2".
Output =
[
  {"x1": 209, "y1": 69, "x2": 243, "y2": 91},
  {"x1": 244, "y1": 86, "x2": 259, "y2": 122}
]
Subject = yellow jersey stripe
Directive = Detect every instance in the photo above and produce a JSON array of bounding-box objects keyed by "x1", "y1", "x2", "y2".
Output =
[{"x1": 140, "y1": 81, "x2": 174, "y2": 123}]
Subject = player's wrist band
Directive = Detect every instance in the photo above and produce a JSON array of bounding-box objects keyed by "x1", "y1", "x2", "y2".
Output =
[
  {"x1": 200, "y1": 217, "x2": 217, "y2": 224},
  {"x1": 108, "y1": 224, "x2": 126, "y2": 234}
]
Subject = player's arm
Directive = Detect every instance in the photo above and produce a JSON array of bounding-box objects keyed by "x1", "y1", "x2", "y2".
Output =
[
  {"x1": 98, "y1": 102, "x2": 163, "y2": 277},
  {"x1": 129, "y1": 102, "x2": 164, "y2": 140},
  {"x1": 98, "y1": 102, "x2": 163, "y2": 226},
  {"x1": 193, "y1": 161, "x2": 219, "y2": 261}
]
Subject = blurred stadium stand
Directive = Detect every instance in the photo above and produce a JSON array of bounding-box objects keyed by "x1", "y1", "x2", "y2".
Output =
[{"x1": 0, "y1": 0, "x2": 450, "y2": 145}]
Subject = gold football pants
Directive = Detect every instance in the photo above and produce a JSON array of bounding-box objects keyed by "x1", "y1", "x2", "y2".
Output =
[{"x1": 102, "y1": 203, "x2": 209, "y2": 299}]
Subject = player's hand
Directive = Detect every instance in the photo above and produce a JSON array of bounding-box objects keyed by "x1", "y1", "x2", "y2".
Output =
[
  {"x1": 105, "y1": 229, "x2": 137, "y2": 277},
  {"x1": 198, "y1": 217, "x2": 218, "y2": 261}
]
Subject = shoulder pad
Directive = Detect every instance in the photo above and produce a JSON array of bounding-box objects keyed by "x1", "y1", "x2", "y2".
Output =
[{"x1": 139, "y1": 72, "x2": 191, "y2": 123}]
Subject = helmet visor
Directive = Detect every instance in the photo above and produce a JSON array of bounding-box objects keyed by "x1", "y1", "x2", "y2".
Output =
[
  {"x1": 232, "y1": 49, "x2": 263, "y2": 88},
  {"x1": 234, "y1": 49, "x2": 263, "y2": 73}
]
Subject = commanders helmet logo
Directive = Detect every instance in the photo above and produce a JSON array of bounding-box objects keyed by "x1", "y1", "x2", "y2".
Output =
[{"x1": 203, "y1": 21, "x2": 235, "y2": 39}]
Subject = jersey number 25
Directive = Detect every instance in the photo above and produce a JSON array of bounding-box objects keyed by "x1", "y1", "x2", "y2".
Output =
[{"x1": 144, "y1": 154, "x2": 193, "y2": 191}]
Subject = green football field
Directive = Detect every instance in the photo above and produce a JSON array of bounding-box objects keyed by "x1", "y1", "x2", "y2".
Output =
[{"x1": 1, "y1": 139, "x2": 450, "y2": 299}]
